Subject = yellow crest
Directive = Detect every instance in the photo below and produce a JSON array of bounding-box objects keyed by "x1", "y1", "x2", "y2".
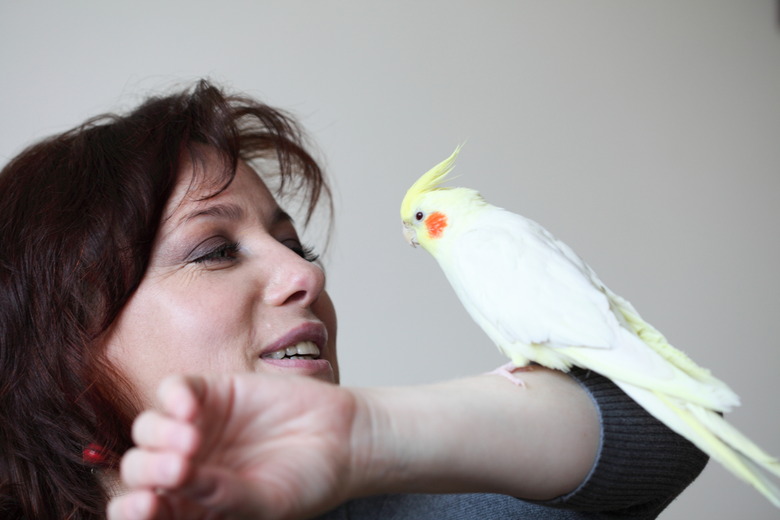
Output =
[{"x1": 401, "y1": 145, "x2": 462, "y2": 218}]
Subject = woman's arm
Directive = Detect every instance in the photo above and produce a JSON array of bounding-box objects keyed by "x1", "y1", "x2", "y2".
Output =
[
  {"x1": 107, "y1": 367, "x2": 600, "y2": 519},
  {"x1": 327, "y1": 369, "x2": 708, "y2": 520}
]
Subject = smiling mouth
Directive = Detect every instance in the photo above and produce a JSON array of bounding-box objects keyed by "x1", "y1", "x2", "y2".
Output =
[{"x1": 261, "y1": 341, "x2": 321, "y2": 360}]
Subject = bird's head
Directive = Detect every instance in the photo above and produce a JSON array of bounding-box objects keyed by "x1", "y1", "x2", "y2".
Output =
[{"x1": 401, "y1": 146, "x2": 483, "y2": 253}]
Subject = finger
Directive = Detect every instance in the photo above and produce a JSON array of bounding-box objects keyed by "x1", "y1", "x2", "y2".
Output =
[
  {"x1": 157, "y1": 374, "x2": 207, "y2": 421},
  {"x1": 132, "y1": 410, "x2": 199, "y2": 455},
  {"x1": 106, "y1": 490, "x2": 160, "y2": 520},
  {"x1": 120, "y1": 447, "x2": 191, "y2": 490}
]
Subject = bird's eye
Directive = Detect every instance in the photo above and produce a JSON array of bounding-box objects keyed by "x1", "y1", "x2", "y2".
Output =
[{"x1": 415, "y1": 211, "x2": 424, "y2": 221}]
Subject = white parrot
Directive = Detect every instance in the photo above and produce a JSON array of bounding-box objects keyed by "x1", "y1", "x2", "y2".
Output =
[{"x1": 400, "y1": 146, "x2": 780, "y2": 507}]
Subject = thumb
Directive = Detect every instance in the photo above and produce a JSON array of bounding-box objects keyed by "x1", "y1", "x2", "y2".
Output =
[{"x1": 158, "y1": 374, "x2": 209, "y2": 422}]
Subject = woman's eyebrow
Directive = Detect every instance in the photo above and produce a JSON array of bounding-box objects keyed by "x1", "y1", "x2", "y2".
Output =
[
  {"x1": 180, "y1": 203, "x2": 245, "y2": 223},
  {"x1": 179, "y1": 203, "x2": 294, "y2": 227}
]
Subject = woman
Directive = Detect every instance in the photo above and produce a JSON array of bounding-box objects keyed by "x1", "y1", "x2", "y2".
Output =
[{"x1": 0, "y1": 80, "x2": 707, "y2": 519}]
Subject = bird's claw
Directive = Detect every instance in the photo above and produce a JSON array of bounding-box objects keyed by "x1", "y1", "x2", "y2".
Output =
[{"x1": 486, "y1": 361, "x2": 534, "y2": 387}]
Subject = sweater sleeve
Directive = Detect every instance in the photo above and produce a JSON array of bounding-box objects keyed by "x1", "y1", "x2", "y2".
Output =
[{"x1": 541, "y1": 367, "x2": 709, "y2": 516}]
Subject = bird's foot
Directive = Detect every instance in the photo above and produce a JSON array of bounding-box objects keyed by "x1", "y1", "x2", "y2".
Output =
[{"x1": 486, "y1": 361, "x2": 534, "y2": 387}]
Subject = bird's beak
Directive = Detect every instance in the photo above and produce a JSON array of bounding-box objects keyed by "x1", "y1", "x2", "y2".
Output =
[{"x1": 402, "y1": 223, "x2": 418, "y2": 248}]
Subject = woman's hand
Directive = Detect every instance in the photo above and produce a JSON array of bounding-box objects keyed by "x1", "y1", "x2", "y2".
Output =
[{"x1": 107, "y1": 373, "x2": 360, "y2": 520}]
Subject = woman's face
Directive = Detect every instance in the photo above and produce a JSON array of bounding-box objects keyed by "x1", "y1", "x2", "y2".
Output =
[{"x1": 104, "y1": 151, "x2": 338, "y2": 407}]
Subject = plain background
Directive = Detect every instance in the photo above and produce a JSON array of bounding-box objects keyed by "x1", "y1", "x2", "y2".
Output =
[{"x1": 1, "y1": 1, "x2": 778, "y2": 518}]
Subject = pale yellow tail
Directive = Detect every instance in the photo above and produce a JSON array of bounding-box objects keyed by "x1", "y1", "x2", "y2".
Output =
[{"x1": 619, "y1": 383, "x2": 780, "y2": 507}]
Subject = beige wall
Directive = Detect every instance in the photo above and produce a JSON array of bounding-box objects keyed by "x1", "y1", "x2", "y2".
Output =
[{"x1": 2, "y1": 2, "x2": 778, "y2": 517}]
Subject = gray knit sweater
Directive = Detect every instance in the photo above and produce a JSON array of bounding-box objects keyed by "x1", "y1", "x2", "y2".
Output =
[{"x1": 317, "y1": 368, "x2": 708, "y2": 519}]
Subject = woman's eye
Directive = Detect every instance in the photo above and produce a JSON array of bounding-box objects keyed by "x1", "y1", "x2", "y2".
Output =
[{"x1": 191, "y1": 241, "x2": 241, "y2": 265}]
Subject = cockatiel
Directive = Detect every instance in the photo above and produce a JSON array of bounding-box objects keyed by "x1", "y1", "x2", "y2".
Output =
[{"x1": 400, "y1": 146, "x2": 780, "y2": 507}]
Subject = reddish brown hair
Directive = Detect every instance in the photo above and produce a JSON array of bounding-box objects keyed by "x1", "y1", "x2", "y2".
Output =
[{"x1": 0, "y1": 79, "x2": 329, "y2": 518}]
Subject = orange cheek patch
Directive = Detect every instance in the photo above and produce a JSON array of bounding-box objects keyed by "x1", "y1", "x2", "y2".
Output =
[{"x1": 425, "y1": 211, "x2": 448, "y2": 238}]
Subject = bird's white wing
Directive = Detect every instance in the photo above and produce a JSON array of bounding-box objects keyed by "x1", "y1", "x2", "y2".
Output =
[
  {"x1": 444, "y1": 208, "x2": 620, "y2": 353},
  {"x1": 444, "y1": 208, "x2": 740, "y2": 410}
]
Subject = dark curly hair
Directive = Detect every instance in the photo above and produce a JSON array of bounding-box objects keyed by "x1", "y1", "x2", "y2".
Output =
[{"x1": 0, "y1": 79, "x2": 330, "y2": 519}]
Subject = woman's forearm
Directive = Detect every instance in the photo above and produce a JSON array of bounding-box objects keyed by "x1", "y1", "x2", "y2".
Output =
[{"x1": 346, "y1": 367, "x2": 600, "y2": 500}]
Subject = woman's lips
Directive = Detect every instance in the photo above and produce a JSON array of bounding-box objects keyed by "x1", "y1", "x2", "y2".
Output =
[
  {"x1": 260, "y1": 321, "x2": 327, "y2": 360},
  {"x1": 259, "y1": 322, "x2": 333, "y2": 379}
]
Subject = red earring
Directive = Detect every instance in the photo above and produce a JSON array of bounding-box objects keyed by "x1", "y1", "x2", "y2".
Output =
[{"x1": 82, "y1": 443, "x2": 107, "y2": 466}]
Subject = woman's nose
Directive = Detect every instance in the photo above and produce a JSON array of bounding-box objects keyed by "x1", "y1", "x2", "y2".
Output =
[{"x1": 263, "y1": 246, "x2": 325, "y2": 308}]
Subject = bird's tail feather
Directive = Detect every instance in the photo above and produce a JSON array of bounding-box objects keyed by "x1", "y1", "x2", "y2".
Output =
[
  {"x1": 618, "y1": 382, "x2": 780, "y2": 507},
  {"x1": 560, "y1": 329, "x2": 739, "y2": 412},
  {"x1": 686, "y1": 404, "x2": 780, "y2": 478}
]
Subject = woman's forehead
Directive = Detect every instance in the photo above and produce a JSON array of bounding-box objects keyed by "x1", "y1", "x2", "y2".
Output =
[{"x1": 164, "y1": 155, "x2": 278, "y2": 226}]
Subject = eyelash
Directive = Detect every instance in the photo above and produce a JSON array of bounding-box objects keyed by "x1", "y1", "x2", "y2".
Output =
[
  {"x1": 192, "y1": 241, "x2": 319, "y2": 265},
  {"x1": 289, "y1": 243, "x2": 320, "y2": 263},
  {"x1": 192, "y1": 241, "x2": 241, "y2": 264}
]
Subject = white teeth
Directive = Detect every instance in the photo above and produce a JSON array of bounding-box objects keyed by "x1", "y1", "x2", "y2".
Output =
[
  {"x1": 263, "y1": 341, "x2": 320, "y2": 360},
  {"x1": 288, "y1": 341, "x2": 320, "y2": 356}
]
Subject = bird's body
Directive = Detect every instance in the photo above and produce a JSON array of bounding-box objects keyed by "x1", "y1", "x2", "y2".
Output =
[{"x1": 400, "y1": 147, "x2": 780, "y2": 507}]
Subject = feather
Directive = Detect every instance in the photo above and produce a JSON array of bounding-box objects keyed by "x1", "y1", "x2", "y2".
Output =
[{"x1": 400, "y1": 145, "x2": 462, "y2": 218}]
